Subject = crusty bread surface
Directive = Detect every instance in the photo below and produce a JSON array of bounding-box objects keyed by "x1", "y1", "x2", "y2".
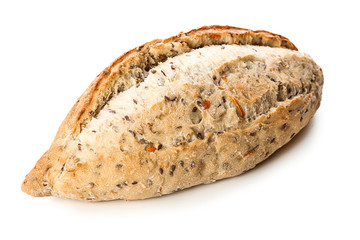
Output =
[{"x1": 21, "y1": 25, "x2": 323, "y2": 201}]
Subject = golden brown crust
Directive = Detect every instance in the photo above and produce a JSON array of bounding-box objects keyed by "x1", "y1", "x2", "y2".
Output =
[{"x1": 22, "y1": 25, "x2": 308, "y2": 199}]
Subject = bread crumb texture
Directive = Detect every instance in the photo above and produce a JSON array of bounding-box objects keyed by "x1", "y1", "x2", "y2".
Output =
[{"x1": 22, "y1": 26, "x2": 323, "y2": 201}]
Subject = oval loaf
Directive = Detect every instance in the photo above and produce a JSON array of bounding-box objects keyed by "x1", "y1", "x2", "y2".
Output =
[{"x1": 21, "y1": 25, "x2": 323, "y2": 201}]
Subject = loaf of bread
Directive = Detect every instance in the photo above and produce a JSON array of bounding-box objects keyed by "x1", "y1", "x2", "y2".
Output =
[{"x1": 21, "y1": 25, "x2": 323, "y2": 201}]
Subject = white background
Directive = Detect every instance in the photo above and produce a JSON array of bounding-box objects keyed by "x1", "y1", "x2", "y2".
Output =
[{"x1": 1, "y1": 0, "x2": 359, "y2": 239}]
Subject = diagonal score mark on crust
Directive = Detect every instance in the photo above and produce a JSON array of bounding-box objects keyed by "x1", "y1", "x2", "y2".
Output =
[{"x1": 58, "y1": 25, "x2": 298, "y2": 140}]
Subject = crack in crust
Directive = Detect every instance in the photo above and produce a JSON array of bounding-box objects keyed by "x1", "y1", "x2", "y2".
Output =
[{"x1": 215, "y1": 53, "x2": 322, "y2": 122}]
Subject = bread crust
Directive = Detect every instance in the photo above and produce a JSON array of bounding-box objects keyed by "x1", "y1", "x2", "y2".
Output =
[{"x1": 21, "y1": 25, "x2": 322, "y2": 200}]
